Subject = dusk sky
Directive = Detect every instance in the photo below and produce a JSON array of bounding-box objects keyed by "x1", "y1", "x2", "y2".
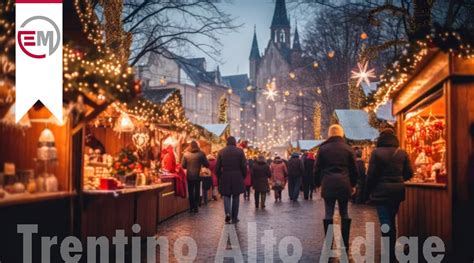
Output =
[{"x1": 205, "y1": 0, "x2": 309, "y2": 76}]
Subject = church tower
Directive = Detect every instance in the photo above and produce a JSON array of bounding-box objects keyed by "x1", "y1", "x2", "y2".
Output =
[
  {"x1": 292, "y1": 22, "x2": 302, "y2": 52},
  {"x1": 249, "y1": 25, "x2": 260, "y2": 84},
  {"x1": 270, "y1": 0, "x2": 291, "y2": 48}
]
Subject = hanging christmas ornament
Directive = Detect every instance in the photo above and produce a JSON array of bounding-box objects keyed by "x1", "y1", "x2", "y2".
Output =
[
  {"x1": 360, "y1": 32, "x2": 368, "y2": 40},
  {"x1": 132, "y1": 129, "x2": 150, "y2": 152},
  {"x1": 37, "y1": 128, "x2": 57, "y2": 161},
  {"x1": 351, "y1": 61, "x2": 376, "y2": 87},
  {"x1": 114, "y1": 112, "x2": 135, "y2": 133}
]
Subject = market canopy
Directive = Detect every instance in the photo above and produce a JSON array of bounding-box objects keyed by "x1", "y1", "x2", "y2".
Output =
[{"x1": 333, "y1": 109, "x2": 379, "y2": 142}]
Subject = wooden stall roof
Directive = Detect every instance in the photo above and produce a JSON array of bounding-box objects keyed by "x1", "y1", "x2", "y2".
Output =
[{"x1": 393, "y1": 49, "x2": 474, "y2": 114}]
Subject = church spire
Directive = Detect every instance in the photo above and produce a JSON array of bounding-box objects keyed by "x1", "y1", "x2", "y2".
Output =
[
  {"x1": 249, "y1": 25, "x2": 260, "y2": 60},
  {"x1": 271, "y1": 0, "x2": 290, "y2": 29},
  {"x1": 293, "y1": 21, "x2": 302, "y2": 51}
]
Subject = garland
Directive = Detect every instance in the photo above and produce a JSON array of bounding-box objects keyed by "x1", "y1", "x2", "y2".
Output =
[
  {"x1": 104, "y1": 90, "x2": 199, "y2": 137},
  {"x1": 367, "y1": 27, "x2": 474, "y2": 110}
]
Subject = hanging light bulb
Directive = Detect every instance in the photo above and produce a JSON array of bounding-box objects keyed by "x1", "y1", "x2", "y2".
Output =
[
  {"x1": 327, "y1": 51, "x2": 335, "y2": 58},
  {"x1": 360, "y1": 32, "x2": 368, "y2": 40},
  {"x1": 114, "y1": 112, "x2": 135, "y2": 133},
  {"x1": 312, "y1": 61, "x2": 319, "y2": 68}
]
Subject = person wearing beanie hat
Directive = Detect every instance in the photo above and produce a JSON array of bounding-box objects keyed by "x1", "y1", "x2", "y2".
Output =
[
  {"x1": 314, "y1": 125, "x2": 358, "y2": 255},
  {"x1": 216, "y1": 136, "x2": 247, "y2": 224},
  {"x1": 328, "y1": 124, "x2": 345, "y2": 138}
]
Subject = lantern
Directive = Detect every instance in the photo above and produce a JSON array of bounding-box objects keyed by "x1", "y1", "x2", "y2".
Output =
[{"x1": 114, "y1": 112, "x2": 135, "y2": 133}]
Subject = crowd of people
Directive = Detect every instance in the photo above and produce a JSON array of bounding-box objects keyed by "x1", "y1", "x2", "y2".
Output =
[{"x1": 181, "y1": 124, "x2": 413, "y2": 261}]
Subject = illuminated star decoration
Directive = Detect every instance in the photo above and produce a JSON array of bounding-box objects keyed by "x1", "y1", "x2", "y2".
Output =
[
  {"x1": 263, "y1": 78, "x2": 278, "y2": 101},
  {"x1": 263, "y1": 87, "x2": 278, "y2": 101},
  {"x1": 351, "y1": 62, "x2": 376, "y2": 87}
]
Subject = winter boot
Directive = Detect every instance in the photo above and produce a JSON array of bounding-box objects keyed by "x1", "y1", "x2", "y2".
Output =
[
  {"x1": 261, "y1": 193, "x2": 266, "y2": 208},
  {"x1": 341, "y1": 218, "x2": 352, "y2": 255}
]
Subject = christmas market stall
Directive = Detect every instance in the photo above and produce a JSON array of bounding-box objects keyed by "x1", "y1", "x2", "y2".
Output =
[
  {"x1": 0, "y1": 0, "x2": 137, "y2": 261},
  {"x1": 368, "y1": 29, "x2": 474, "y2": 259},
  {"x1": 80, "y1": 88, "x2": 199, "y2": 239}
]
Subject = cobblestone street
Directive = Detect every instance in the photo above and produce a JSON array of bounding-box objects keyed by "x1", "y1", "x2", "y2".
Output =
[{"x1": 155, "y1": 190, "x2": 382, "y2": 262}]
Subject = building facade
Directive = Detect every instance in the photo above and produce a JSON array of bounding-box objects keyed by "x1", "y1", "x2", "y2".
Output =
[{"x1": 137, "y1": 53, "x2": 241, "y2": 135}]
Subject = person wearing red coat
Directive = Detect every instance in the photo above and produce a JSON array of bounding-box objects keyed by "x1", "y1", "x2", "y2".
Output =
[
  {"x1": 208, "y1": 154, "x2": 219, "y2": 200},
  {"x1": 161, "y1": 145, "x2": 176, "y2": 172}
]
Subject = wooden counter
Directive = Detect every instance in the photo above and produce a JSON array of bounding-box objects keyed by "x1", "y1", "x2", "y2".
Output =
[
  {"x1": 81, "y1": 183, "x2": 171, "y2": 240},
  {"x1": 158, "y1": 177, "x2": 189, "y2": 222},
  {"x1": 0, "y1": 191, "x2": 74, "y2": 262},
  {"x1": 0, "y1": 191, "x2": 75, "y2": 208}
]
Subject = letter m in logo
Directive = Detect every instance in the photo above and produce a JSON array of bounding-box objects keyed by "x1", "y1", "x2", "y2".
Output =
[{"x1": 37, "y1": 31, "x2": 54, "y2": 55}]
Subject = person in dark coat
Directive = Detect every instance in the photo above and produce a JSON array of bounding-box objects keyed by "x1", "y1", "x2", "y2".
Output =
[
  {"x1": 181, "y1": 141, "x2": 209, "y2": 213},
  {"x1": 303, "y1": 152, "x2": 316, "y2": 200},
  {"x1": 314, "y1": 124, "x2": 358, "y2": 254},
  {"x1": 251, "y1": 155, "x2": 271, "y2": 209},
  {"x1": 216, "y1": 136, "x2": 247, "y2": 224},
  {"x1": 354, "y1": 148, "x2": 367, "y2": 204},
  {"x1": 287, "y1": 152, "x2": 304, "y2": 201},
  {"x1": 366, "y1": 128, "x2": 413, "y2": 260}
]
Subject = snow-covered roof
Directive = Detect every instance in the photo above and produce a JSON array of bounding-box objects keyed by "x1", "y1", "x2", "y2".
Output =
[
  {"x1": 334, "y1": 109, "x2": 379, "y2": 142},
  {"x1": 361, "y1": 82, "x2": 395, "y2": 122},
  {"x1": 298, "y1": 140, "x2": 324, "y2": 151},
  {"x1": 200, "y1": 124, "x2": 228, "y2": 137},
  {"x1": 290, "y1": 141, "x2": 298, "y2": 148}
]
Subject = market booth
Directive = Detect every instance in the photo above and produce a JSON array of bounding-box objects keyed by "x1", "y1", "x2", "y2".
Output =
[
  {"x1": 80, "y1": 88, "x2": 198, "y2": 239},
  {"x1": 370, "y1": 31, "x2": 474, "y2": 259}
]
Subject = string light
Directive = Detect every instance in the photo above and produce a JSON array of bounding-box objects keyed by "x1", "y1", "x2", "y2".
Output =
[{"x1": 368, "y1": 28, "x2": 474, "y2": 111}]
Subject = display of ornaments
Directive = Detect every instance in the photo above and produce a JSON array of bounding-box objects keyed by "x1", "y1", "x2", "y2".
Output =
[{"x1": 37, "y1": 128, "x2": 58, "y2": 161}]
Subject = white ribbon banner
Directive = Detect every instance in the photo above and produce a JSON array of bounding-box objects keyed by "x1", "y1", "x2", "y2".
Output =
[{"x1": 15, "y1": 0, "x2": 63, "y2": 123}]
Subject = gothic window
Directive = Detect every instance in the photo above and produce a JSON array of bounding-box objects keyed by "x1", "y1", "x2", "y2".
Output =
[
  {"x1": 274, "y1": 31, "x2": 278, "y2": 43},
  {"x1": 280, "y1": 31, "x2": 285, "y2": 43}
]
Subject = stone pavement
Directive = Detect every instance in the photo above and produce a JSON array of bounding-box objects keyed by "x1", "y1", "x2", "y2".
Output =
[{"x1": 153, "y1": 190, "x2": 382, "y2": 262}]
